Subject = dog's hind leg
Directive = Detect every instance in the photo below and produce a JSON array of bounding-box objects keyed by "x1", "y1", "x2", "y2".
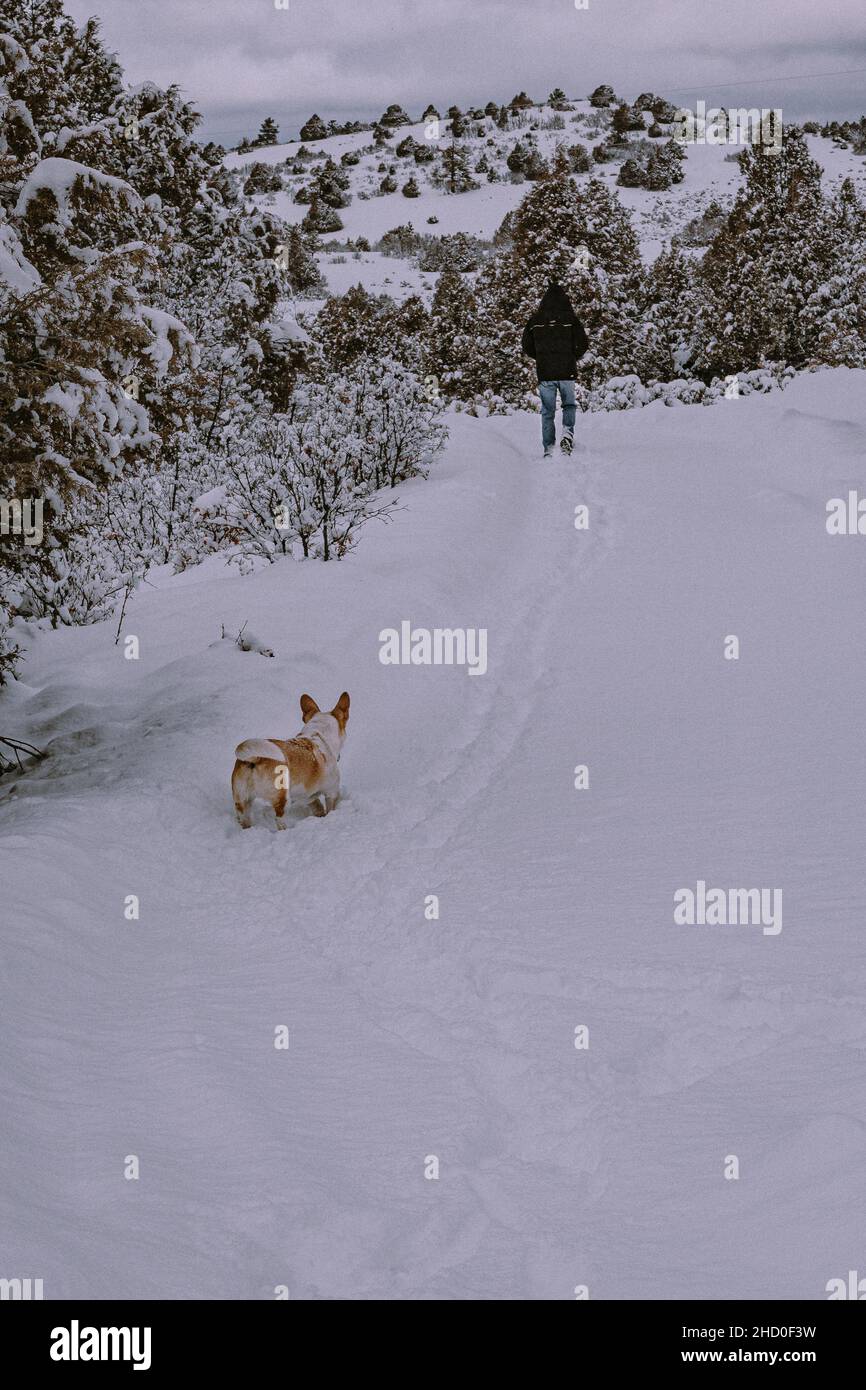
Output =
[
  {"x1": 232, "y1": 762, "x2": 254, "y2": 828},
  {"x1": 272, "y1": 785, "x2": 289, "y2": 829}
]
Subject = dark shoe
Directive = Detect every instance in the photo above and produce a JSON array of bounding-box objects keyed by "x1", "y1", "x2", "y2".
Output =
[{"x1": 560, "y1": 430, "x2": 574, "y2": 455}]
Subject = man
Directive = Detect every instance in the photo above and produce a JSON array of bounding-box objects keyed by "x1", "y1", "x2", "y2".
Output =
[{"x1": 521, "y1": 282, "x2": 589, "y2": 458}]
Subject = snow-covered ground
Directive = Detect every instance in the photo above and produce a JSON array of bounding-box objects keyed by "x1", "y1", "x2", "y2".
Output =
[
  {"x1": 226, "y1": 101, "x2": 866, "y2": 275},
  {"x1": 3, "y1": 368, "x2": 866, "y2": 1299}
]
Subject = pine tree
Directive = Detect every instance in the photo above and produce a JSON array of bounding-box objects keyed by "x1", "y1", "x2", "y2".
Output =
[
  {"x1": 589, "y1": 84, "x2": 617, "y2": 108},
  {"x1": 425, "y1": 270, "x2": 477, "y2": 393},
  {"x1": 643, "y1": 138, "x2": 686, "y2": 190},
  {"x1": 612, "y1": 104, "x2": 633, "y2": 142},
  {"x1": 274, "y1": 225, "x2": 321, "y2": 294},
  {"x1": 304, "y1": 191, "x2": 344, "y2": 232},
  {"x1": 379, "y1": 103, "x2": 411, "y2": 127},
  {"x1": 641, "y1": 240, "x2": 701, "y2": 379},
  {"x1": 447, "y1": 106, "x2": 468, "y2": 137},
  {"x1": 696, "y1": 128, "x2": 837, "y2": 374},
  {"x1": 800, "y1": 176, "x2": 866, "y2": 367},
  {"x1": 313, "y1": 284, "x2": 390, "y2": 369},
  {"x1": 433, "y1": 143, "x2": 479, "y2": 194},
  {"x1": 299, "y1": 113, "x2": 328, "y2": 141},
  {"x1": 254, "y1": 117, "x2": 279, "y2": 147},
  {"x1": 314, "y1": 156, "x2": 351, "y2": 208}
]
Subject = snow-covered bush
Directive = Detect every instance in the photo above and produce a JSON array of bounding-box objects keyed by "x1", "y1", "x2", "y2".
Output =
[
  {"x1": 200, "y1": 357, "x2": 448, "y2": 566},
  {"x1": 418, "y1": 231, "x2": 487, "y2": 272},
  {"x1": 577, "y1": 364, "x2": 796, "y2": 412}
]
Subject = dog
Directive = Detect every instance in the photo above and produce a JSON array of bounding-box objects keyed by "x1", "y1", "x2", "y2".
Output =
[{"x1": 232, "y1": 692, "x2": 350, "y2": 829}]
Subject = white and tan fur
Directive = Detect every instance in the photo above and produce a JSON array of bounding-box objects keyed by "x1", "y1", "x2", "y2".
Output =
[{"x1": 232, "y1": 692, "x2": 350, "y2": 829}]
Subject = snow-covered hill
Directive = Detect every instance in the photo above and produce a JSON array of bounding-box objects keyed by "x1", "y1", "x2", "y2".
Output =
[
  {"x1": 225, "y1": 98, "x2": 866, "y2": 281},
  {"x1": 3, "y1": 368, "x2": 866, "y2": 1299}
]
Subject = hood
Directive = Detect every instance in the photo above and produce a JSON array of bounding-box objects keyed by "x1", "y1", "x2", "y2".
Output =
[{"x1": 537, "y1": 283, "x2": 577, "y2": 320}]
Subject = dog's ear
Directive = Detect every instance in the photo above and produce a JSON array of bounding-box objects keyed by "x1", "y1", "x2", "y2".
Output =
[
  {"x1": 300, "y1": 694, "x2": 319, "y2": 723},
  {"x1": 332, "y1": 691, "x2": 350, "y2": 729}
]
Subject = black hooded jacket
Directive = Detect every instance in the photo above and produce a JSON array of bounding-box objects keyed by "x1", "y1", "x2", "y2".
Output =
[{"x1": 521, "y1": 284, "x2": 588, "y2": 382}]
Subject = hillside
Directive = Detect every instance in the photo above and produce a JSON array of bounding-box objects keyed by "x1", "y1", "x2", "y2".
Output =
[
  {"x1": 225, "y1": 97, "x2": 866, "y2": 294},
  {"x1": 3, "y1": 368, "x2": 866, "y2": 1299}
]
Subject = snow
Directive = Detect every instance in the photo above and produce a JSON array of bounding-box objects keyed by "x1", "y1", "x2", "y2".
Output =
[
  {"x1": 314, "y1": 249, "x2": 434, "y2": 306},
  {"x1": 3, "y1": 368, "x2": 866, "y2": 1299},
  {"x1": 137, "y1": 304, "x2": 197, "y2": 375},
  {"x1": 271, "y1": 312, "x2": 311, "y2": 344},
  {"x1": 226, "y1": 101, "x2": 866, "y2": 289},
  {"x1": 0, "y1": 220, "x2": 40, "y2": 293},
  {"x1": 14, "y1": 157, "x2": 143, "y2": 220},
  {"x1": 191, "y1": 485, "x2": 228, "y2": 516},
  {"x1": 42, "y1": 381, "x2": 85, "y2": 419}
]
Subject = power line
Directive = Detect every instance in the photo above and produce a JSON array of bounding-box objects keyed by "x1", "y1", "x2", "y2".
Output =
[{"x1": 665, "y1": 66, "x2": 866, "y2": 95}]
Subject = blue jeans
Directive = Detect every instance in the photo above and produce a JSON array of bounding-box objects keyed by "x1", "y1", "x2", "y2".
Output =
[{"x1": 539, "y1": 380, "x2": 576, "y2": 447}]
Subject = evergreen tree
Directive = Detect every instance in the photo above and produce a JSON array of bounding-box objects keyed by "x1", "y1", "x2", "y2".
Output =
[
  {"x1": 304, "y1": 191, "x2": 344, "y2": 231},
  {"x1": 589, "y1": 84, "x2": 617, "y2": 108},
  {"x1": 314, "y1": 156, "x2": 351, "y2": 208},
  {"x1": 696, "y1": 128, "x2": 840, "y2": 374},
  {"x1": 800, "y1": 176, "x2": 866, "y2": 367},
  {"x1": 299, "y1": 113, "x2": 328, "y2": 141},
  {"x1": 640, "y1": 240, "x2": 701, "y2": 379},
  {"x1": 313, "y1": 284, "x2": 391, "y2": 369},
  {"x1": 433, "y1": 143, "x2": 479, "y2": 194},
  {"x1": 254, "y1": 116, "x2": 279, "y2": 147},
  {"x1": 379, "y1": 103, "x2": 411, "y2": 127},
  {"x1": 568, "y1": 142, "x2": 591, "y2": 173},
  {"x1": 425, "y1": 269, "x2": 477, "y2": 393},
  {"x1": 447, "y1": 106, "x2": 468, "y2": 137},
  {"x1": 643, "y1": 138, "x2": 686, "y2": 189},
  {"x1": 274, "y1": 225, "x2": 322, "y2": 294},
  {"x1": 612, "y1": 104, "x2": 634, "y2": 142},
  {"x1": 244, "y1": 161, "x2": 282, "y2": 194}
]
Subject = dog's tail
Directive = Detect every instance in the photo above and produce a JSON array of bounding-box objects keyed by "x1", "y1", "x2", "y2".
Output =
[{"x1": 234, "y1": 739, "x2": 286, "y2": 764}]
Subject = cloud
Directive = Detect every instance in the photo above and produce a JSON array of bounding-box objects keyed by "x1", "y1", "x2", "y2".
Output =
[{"x1": 63, "y1": 0, "x2": 866, "y2": 139}]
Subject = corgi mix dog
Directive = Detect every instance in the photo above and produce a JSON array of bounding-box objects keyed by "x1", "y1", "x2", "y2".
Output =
[{"x1": 232, "y1": 692, "x2": 350, "y2": 829}]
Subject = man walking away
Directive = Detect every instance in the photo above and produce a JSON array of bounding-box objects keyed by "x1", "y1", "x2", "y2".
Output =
[{"x1": 522, "y1": 282, "x2": 589, "y2": 458}]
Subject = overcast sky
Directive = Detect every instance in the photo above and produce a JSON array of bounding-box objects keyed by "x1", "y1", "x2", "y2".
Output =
[{"x1": 64, "y1": 0, "x2": 866, "y2": 147}]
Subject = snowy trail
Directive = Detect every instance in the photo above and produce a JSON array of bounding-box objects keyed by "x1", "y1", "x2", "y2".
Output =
[{"x1": 3, "y1": 372, "x2": 866, "y2": 1299}]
